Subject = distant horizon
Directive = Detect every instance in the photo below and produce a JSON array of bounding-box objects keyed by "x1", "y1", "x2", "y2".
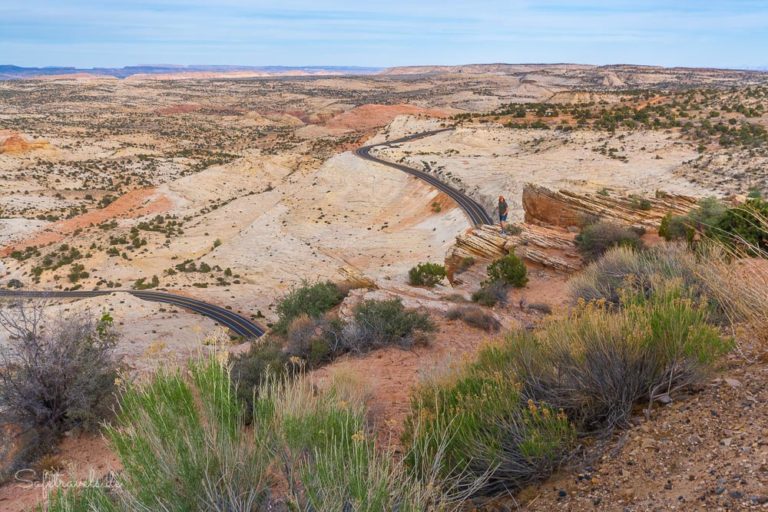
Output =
[
  {"x1": 2, "y1": 62, "x2": 767, "y2": 72},
  {"x1": 2, "y1": 2, "x2": 768, "y2": 70}
]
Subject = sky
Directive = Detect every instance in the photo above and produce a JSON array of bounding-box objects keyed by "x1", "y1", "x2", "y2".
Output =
[{"x1": 1, "y1": 1, "x2": 768, "y2": 69}]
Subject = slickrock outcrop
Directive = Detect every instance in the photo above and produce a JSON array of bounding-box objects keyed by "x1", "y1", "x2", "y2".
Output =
[
  {"x1": 0, "y1": 133, "x2": 50, "y2": 154},
  {"x1": 522, "y1": 184, "x2": 698, "y2": 229},
  {"x1": 445, "y1": 223, "x2": 581, "y2": 280}
]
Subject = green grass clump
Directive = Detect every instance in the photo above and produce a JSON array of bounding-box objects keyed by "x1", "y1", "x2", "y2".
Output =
[
  {"x1": 79, "y1": 355, "x2": 456, "y2": 511},
  {"x1": 38, "y1": 483, "x2": 116, "y2": 512},
  {"x1": 408, "y1": 262, "x2": 447, "y2": 287},
  {"x1": 485, "y1": 253, "x2": 528, "y2": 288},
  {"x1": 106, "y1": 357, "x2": 272, "y2": 511},
  {"x1": 274, "y1": 280, "x2": 345, "y2": 334},
  {"x1": 263, "y1": 374, "x2": 464, "y2": 511}
]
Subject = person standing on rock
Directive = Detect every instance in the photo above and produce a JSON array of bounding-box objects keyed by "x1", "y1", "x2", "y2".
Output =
[{"x1": 498, "y1": 196, "x2": 509, "y2": 233}]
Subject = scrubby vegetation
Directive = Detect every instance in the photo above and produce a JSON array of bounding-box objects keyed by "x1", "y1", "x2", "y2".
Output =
[
  {"x1": 232, "y1": 294, "x2": 435, "y2": 406},
  {"x1": 273, "y1": 280, "x2": 346, "y2": 334},
  {"x1": 445, "y1": 306, "x2": 501, "y2": 332},
  {"x1": 660, "y1": 196, "x2": 768, "y2": 253},
  {"x1": 569, "y1": 244, "x2": 714, "y2": 307},
  {"x1": 471, "y1": 280, "x2": 509, "y2": 307},
  {"x1": 0, "y1": 305, "x2": 119, "y2": 479},
  {"x1": 575, "y1": 221, "x2": 643, "y2": 261},
  {"x1": 406, "y1": 279, "x2": 730, "y2": 498},
  {"x1": 485, "y1": 252, "x2": 528, "y2": 288},
  {"x1": 408, "y1": 262, "x2": 447, "y2": 287},
  {"x1": 45, "y1": 356, "x2": 467, "y2": 511}
]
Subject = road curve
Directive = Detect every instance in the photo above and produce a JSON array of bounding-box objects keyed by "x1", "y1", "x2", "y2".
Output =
[
  {"x1": 355, "y1": 129, "x2": 493, "y2": 226},
  {"x1": 0, "y1": 289, "x2": 264, "y2": 339}
]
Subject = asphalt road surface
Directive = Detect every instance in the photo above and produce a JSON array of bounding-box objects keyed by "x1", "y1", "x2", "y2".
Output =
[
  {"x1": 355, "y1": 129, "x2": 493, "y2": 226},
  {"x1": 0, "y1": 289, "x2": 264, "y2": 339}
]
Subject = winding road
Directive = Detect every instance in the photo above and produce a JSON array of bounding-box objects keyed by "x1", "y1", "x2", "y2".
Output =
[
  {"x1": 355, "y1": 129, "x2": 493, "y2": 226},
  {"x1": 1, "y1": 128, "x2": 489, "y2": 339},
  {"x1": 0, "y1": 289, "x2": 264, "y2": 339}
]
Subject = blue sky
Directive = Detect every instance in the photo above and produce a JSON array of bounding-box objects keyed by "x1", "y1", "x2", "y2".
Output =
[{"x1": 1, "y1": 1, "x2": 767, "y2": 68}]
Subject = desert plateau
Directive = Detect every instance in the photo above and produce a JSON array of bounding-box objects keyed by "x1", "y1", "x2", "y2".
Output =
[{"x1": 1, "y1": 56, "x2": 767, "y2": 512}]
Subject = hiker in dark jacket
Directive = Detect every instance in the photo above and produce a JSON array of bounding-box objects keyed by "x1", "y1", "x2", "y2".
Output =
[{"x1": 498, "y1": 196, "x2": 509, "y2": 233}]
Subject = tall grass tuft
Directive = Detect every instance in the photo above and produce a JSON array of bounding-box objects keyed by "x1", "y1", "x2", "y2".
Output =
[
  {"x1": 260, "y1": 373, "x2": 464, "y2": 511},
  {"x1": 106, "y1": 356, "x2": 272, "y2": 511},
  {"x1": 38, "y1": 482, "x2": 117, "y2": 512}
]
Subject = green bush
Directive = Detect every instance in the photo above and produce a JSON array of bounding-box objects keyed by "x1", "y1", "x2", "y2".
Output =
[
  {"x1": 341, "y1": 299, "x2": 435, "y2": 353},
  {"x1": 689, "y1": 196, "x2": 728, "y2": 233},
  {"x1": 273, "y1": 280, "x2": 345, "y2": 334},
  {"x1": 575, "y1": 221, "x2": 643, "y2": 261},
  {"x1": 471, "y1": 281, "x2": 508, "y2": 307},
  {"x1": 285, "y1": 314, "x2": 335, "y2": 367},
  {"x1": 405, "y1": 367, "x2": 574, "y2": 496},
  {"x1": 659, "y1": 213, "x2": 694, "y2": 242},
  {"x1": 503, "y1": 282, "x2": 730, "y2": 433},
  {"x1": 408, "y1": 262, "x2": 447, "y2": 287},
  {"x1": 230, "y1": 338, "x2": 296, "y2": 409},
  {"x1": 486, "y1": 253, "x2": 528, "y2": 288},
  {"x1": 714, "y1": 197, "x2": 768, "y2": 252}
]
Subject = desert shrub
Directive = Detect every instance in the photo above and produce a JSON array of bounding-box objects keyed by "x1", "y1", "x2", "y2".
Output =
[
  {"x1": 339, "y1": 299, "x2": 435, "y2": 353},
  {"x1": 471, "y1": 281, "x2": 509, "y2": 307},
  {"x1": 106, "y1": 357, "x2": 272, "y2": 511},
  {"x1": 486, "y1": 253, "x2": 528, "y2": 288},
  {"x1": 689, "y1": 196, "x2": 728, "y2": 233},
  {"x1": 273, "y1": 280, "x2": 345, "y2": 334},
  {"x1": 405, "y1": 369, "x2": 575, "y2": 496},
  {"x1": 408, "y1": 262, "x2": 447, "y2": 287},
  {"x1": 229, "y1": 337, "x2": 297, "y2": 409},
  {"x1": 568, "y1": 244, "x2": 725, "y2": 318},
  {"x1": 445, "y1": 306, "x2": 501, "y2": 332},
  {"x1": 262, "y1": 373, "x2": 461, "y2": 511},
  {"x1": 0, "y1": 304, "x2": 119, "y2": 467},
  {"x1": 500, "y1": 283, "x2": 730, "y2": 434},
  {"x1": 285, "y1": 314, "x2": 335, "y2": 367},
  {"x1": 659, "y1": 213, "x2": 694, "y2": 242},
  {"x1": 575, "y1": 221, "x2": 643, "y2": 261},
  {"x1": 714, "y1": 197, "x2": 768, "y2": 252}
]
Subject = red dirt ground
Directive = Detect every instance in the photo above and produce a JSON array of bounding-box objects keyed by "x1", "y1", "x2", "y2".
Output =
[
  {"x1": 324, "y1": 104, "x2": 448, "y2": 132},
  {"x1": 0, "y1": 189, "x2": 172, "y2": 257}
]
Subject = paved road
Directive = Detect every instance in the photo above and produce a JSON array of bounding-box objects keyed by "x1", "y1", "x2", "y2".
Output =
[
  {"x1": 0, "y1": 289, "x2": 264, "y2": 339},
  {"x1": 355, "y1": 129, "x2": 493, "y2": 226}
]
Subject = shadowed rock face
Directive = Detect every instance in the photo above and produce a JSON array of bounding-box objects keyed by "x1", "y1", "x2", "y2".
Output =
[{"x1": 522, "y1": 183, "x2": 699, "y2": 229}]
